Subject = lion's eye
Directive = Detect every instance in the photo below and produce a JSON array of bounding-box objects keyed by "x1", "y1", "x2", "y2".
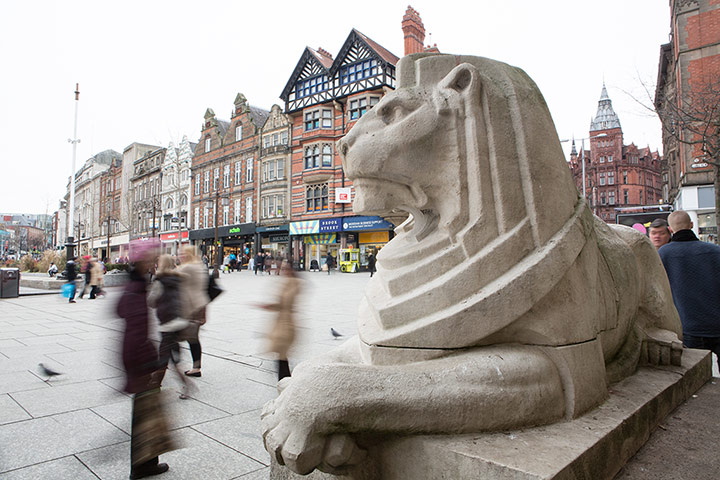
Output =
[{"x1": 380, "y1": 104, "x2": 406, "y2": 125}]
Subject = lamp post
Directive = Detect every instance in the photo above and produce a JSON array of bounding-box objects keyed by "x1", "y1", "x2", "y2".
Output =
[{"x1": 66, "y1": 84, "x2": 81, "y2": 261}]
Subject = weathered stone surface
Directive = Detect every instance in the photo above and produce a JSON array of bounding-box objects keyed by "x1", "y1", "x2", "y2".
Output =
[
  {"x1": 263, "y1": 53, "x2": 685, "y2": 476},
  {"x1": 270, "y1": 349, "x2": 711, "y2": 479}
]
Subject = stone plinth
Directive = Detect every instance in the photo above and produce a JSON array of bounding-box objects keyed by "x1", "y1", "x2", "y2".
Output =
[{"x1": 270, "y1": 348, "x2": 711, "y2": 480}]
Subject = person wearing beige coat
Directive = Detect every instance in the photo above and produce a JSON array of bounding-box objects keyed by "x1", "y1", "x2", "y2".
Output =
[
  {"x1": 89, "y1": 260, "x2": 104, "y2": 299},
  {"x1": 262, "y1": 261, "x2": 302, "y2": 380},
  {"x1": 177, "y1": 246, "x2": 210, "y2": 377}
]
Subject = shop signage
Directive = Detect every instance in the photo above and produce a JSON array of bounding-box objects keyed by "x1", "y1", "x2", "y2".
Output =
[
  {"x1": 257, "y1": 224, "x2": 289, "y2": 233},
  {"x1": 335, "y1": 187, "x2": 352, "y2": 204},
  {"x1": 269, "y1": 234, "x2": 289, "y2": 243},
  {"x1": 160, "y1": 231, "x2": 189, "y2": 241},
  {"x1": 699, "y1": 226, "x2": 718, "y2": 235},
  {"x1": 342, "y1": 216, "x2": 394, "y2": 231},
  {"x1": 304, "y1": 234, "x2": 336, "y2": 244},
  {"x1": 290, "y1": 220, "x2": 320, "y2": 235},
  {"x1": 319, "y1": 218, "x2": 342, "y2": 232},
  {"x1": 691, "y1": 162, "x2": 709, "y2": 169}
]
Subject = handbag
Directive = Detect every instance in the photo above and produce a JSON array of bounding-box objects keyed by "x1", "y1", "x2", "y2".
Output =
[
  {"x1": 207, "y1": 274, "x2": 223, "y2": 301},
  {"x1": 61, "y1": 282, "x2": 76, "y2": 299}
]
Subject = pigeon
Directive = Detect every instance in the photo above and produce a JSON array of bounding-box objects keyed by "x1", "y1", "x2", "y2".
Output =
[
  {"x1": 330, "y1": 328, "x2": 343, "y2": 339},
  {"x1": 38, "y1": 363, "x2": 62, "y2": 381}
]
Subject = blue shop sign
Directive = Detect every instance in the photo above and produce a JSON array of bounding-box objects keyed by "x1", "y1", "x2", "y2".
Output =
[
  {"x1": 342, "y1": 216, "x2": 394, "y2": 231},
  {"x1": 319, "y1": 218, "x2": 342, "y2": 232}
]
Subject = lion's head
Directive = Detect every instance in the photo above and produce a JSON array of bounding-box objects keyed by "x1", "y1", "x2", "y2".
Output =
[{"x1": 338, "y1": 54, "x2": 585, "y2": 352}]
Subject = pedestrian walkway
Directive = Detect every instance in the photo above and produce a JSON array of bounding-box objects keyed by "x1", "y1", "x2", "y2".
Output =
[
  {"x1": 0, "y1": 269, "x2": 369, "y2": 479},
  {"x1": 0, "y1": 269, "x2": 718, "y2": 479}
]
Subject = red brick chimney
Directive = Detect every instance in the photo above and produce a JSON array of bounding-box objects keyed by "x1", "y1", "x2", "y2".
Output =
[
  {"x1": 317, "y1": 47, "x2": 333, "y2": 60},
  {"x1": 402, "y1": 6, "x2": 425, "y2": 55}
]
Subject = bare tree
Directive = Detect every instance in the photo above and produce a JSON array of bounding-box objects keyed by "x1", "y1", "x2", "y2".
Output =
[{"x1": 655, "y1": 77, "x2": 720, "y2": 238}]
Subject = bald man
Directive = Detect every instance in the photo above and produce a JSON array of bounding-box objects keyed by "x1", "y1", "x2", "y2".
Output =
[{"x1": 659, "y1": 210, "x2": 720, "y2": 370}]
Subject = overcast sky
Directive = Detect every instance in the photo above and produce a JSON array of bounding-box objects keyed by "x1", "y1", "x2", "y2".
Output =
[{"x1": 0, "y1": 0, "x2": 670, "y2": 215}]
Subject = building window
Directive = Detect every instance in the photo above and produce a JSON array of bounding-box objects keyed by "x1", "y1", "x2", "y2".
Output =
[
  {"x1": 246, "y1": 159, "x2": 253, "y2": 182},
  {"x1": 194, "y1": 174, "x2": 200, "y2": 195},
  {"x1": 322, "y1": 144, "x2": 332, "y2": 167},
  {"x1": 246, "y1": 198, "x2": 253, "y2": 222},
  {"x1": 340, "y1": 59, "x2": 378, "y2": 84},
  {"x1": 608, "y1": 171, "x2": 615, "y2": 185},
  {"x1": 180, "y1": 194, "x2": 187, "y2": 207},
  {"x1": 296, "y1": 75, "x2": 328, "y2": 98},
  {"x1": 277, "y1": 158, "x2": 285, "y2": 179},
  {"x1": 623, "y1": 190, "x2": 629, "y2": 204},
  {"x1": 234, "y1": 199, "x2": 242, "y2": 224},
  {"x1": 194, "y1": 207, "x2": 199, "y2": 229},
  {"x1": 166, "y1": 198, "x2": 173, "y2": 210},
  {"x1": 261, "y1": 194, "x2": 285, "y2": 219},
  {"x1": 306, "y1": 184, "x2": 329, "y2": 212},
  {"x1": 213, "y1": 168, "x2": 219, "y2": 190},
  {"x1": 223, "y1": 165, "x2": 230, "y2": 188},
  {"x1": 608, "y1": 155, "x2": 613, "y2": 162},
  {"x1": 600, "y1": 192, "x2": 606, "y2": 205},
  {"x1": 599, "y1": 156, "x2": 605, "y2": 163},
  {"x1": 305, "y1": 146, "x2": 320, "y2": 169},
  {"x1": 205, "y1": 137, "x2": 211, "y2": 153},
  {"x1": 599, "y1": 172, "x2": 606, "y2": 186},
  {"x1": 223, "y1": 205, "x2": 229, "y2": 226},
  {"x1": 203, "y1": 171, "x2": 209, "y2": 193},
  {"x1": 348, "y1": 96, "x2": 379, "y2": 120},
  {"x1": 608, "y1": 191, "x2": 615, "y2": 205},
  {"x1": 281, "y1": 131, "x2": 289, "y2": 145},
  {"x1": 263, "y1": 135, "x2": 271, "y2": 148},
  {"x1": 235, "y1": 161, "x2": 242, "y2": 185},
  {"x1": 235, "y1": 125, "x2": 242, "y2": 142},
  {"x1": 623, "y1": 171, "x2": 628, "y2": 184},
  {"x1": 304, "y1": 109, "x2": 332, "y2": 131}
]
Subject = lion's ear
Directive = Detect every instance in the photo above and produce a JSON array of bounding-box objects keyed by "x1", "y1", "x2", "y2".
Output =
[{"x1": 438, "y1": 63, "x2": 480, "y2": 106}]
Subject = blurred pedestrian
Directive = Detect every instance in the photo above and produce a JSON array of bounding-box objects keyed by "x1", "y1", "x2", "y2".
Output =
[
  {"x1": 89, "y1": 258, "x2": 104, "y2": 299},
  {"x1": 177, "y1": 245, "x2": 210, "y2": 378},
  {"x1": 649, "y1": 218, "x2": 671, "y2": 249},
  {"x1": 148, "y1": 254, "x2": 190, "y2": 398},
  {"x1": 254, "y1": 252, "x2": 263, "y2": 275},
  {"x1": 116, "y1": 238, "x2": 174, "y2": 479},
  {"x1": 65, "y1": 256, "x2": 78, "y2": 303},
  {"x1": 367, "y1": 253, "x2": 376, "y2": 277},
  {"x1": 326, "y1": 252, "x2": 334, "y2": 275},
  {"x1": 264, "y1": 252, "x2": 273, "y2": 275},
  {"x1": 261, "y1": 261, "x2": 302, "y2": 380},
  {"x1": 78, "y1": 256, "x2": 93, "y2": 299}
]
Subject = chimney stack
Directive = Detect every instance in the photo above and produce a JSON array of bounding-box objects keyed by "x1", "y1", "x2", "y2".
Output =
[
  {"x1": 317, "y1": 47, "x2": 333, "y2": 60},
  {"x1": 402, "y1": 6, "x2": 425, "y2": 56}
]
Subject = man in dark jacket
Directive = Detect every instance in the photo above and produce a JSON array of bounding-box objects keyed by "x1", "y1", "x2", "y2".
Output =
[
  {"x1": 659, "y1": 210, "x2": 720, "y2": 371},
  {"x1": 66, "y1": 257, "x2": 77, "y2": 303}
]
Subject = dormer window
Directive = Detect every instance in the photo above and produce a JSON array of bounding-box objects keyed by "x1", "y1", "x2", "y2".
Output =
[
  {"x1": 296, "y1": 75, "x2": 328, "y2": 98},
  {"x1": 205, "y1": 137, "x2": 211, "y2": 153},
  {"x1": 340, "y1": 59, "x2": 378, "y2": 85},
  {"x1": 236, "y1": 125, "x2": 243, "y2": 142}
]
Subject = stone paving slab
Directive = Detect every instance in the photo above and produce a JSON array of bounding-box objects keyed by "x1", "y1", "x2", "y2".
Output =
[
  {"x1": 0, "y1": 394, "x2": 31, "y2": 425},
  {"x1": 0, "y1": 409, "x2": 128, "y2": 472},
  {"x1": 0, "y1": 456, "x2": 100, "y2": 480},
  {"x1": 9, "y1": 379, "x2": 125, "y2": 417}
]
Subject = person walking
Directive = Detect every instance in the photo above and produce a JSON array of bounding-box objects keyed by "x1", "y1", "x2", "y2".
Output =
[
  {"x1": 78, "y1": 256, "x2": 93, "y2": 299},
  {"x1": 367, "y1": 253, "x2": 377, "y2": 277},
  {"x1": 65, "y1": 256, "x2": 78, "y2": 303},
  {"x1": 116, "y1": 239, "x2": 174, "y2": 479},
  {"x1": 255, "y1": 251, "x2": 264, "y2": 275},
  {"x1": 262, "y1": 261, "x2": 302, "y2": 380},
  {"x1": 148, "y1": 254, "x2": 190, "y2": 398},
  {"x1": 264, "y1": 252, "x2": 273, "y2": 275},
  {"x1": 89, "y1": 258, "x2": 104, "y2": 299},
  {"x1": 326, "y1": 252, "x2": 334, "y2": 275},
  {"x1": 177, "y1": 245, "x2": 210, "y2": 378},
  {"x1": 659, "y1": 210, "x2": 720, "y2": 371}
]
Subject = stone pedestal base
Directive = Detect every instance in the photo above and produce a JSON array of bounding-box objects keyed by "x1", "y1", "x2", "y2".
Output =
[{"x1": 270, "y1": 348, "x2": 711, "y2": 480}]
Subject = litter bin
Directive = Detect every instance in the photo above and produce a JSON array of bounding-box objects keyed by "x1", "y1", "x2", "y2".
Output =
[{"x1": 0, "y1": 268, "x2": 20, "y2": 298}]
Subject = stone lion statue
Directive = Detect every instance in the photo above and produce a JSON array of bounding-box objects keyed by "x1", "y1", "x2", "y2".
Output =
[{"x1": 262, "y1": 53, "x2": 682, "y2": 476}]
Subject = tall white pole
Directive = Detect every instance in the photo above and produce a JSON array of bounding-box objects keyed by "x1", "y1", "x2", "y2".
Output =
[
  {"x1": 581, "y1": 138, "x2": 586, "y2": 200},
  {"x1": 67, "y1": 84, "x2": 80, "y2": 258}
]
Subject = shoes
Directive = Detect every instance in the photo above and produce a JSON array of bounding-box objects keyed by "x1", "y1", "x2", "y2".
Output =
[
  {"x1": 129, "y1": 462, "x2": 169, "y2": 479},
  {"x1": 184, "y1": 370, "x2": 201, "y2": 377},
  {"x1": 69, "y1": 300, "x2": 76, "y2": 303}
]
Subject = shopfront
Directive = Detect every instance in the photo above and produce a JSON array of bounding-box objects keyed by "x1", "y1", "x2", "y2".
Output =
[
  {"x1": 341, "y1": 216, "x2": 394, "y2": 270},
  {"x1": 159, "y1": 231, "x2": 189, "y2": 256},
  {"x1": 91, "y1": 234, "x2": 130, "y2": 263},
  {"x1": 257, "y1": 224, "x2": 290, "y2": 260},
  {"x1": 189, "y1": 223, "x2": 255, "y2": 268}
]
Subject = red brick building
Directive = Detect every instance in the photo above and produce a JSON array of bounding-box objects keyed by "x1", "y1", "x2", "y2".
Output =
[
  {"x1": 569, "y1": 85, "x2": 664, "y2": 223},
  {"x1": 281, "y1": 7, "x2": 436, "y2": 271},
  {"x1": 656, "y1": 0, "x2": 720, "y2": 241},
  {"x1": 189, "y1": 94, "x2": 269, "y2": 266},
  {"x1": 97, "y1": 156, "x2": 124, "y2": 260}
]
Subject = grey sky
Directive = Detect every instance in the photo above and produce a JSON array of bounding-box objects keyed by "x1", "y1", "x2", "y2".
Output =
[{"x1": 0, "y1": 0, "x2": 669, "y2": 214}]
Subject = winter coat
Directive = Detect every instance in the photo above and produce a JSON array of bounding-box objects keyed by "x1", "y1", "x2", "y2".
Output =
[
  {"x1": 116, "y1": 271, "x2": 157, "y2": 394},
  {"x1": 147, "y1": 271, "x2": 185, "y2": 324},
  {"x1": 90, "y1": 262, "x2": 104, "y2": 287},
  {"x1": 176, "y1": 260, "x2": 209, "y2": 319},
  {"x1": 368, "y1": 255, "x2": 377, "y2": 272},
  {"x1": 267, "y1": 275, "x2": 301, "y2": 359},
  {"x1": 66, "y1": 261, "x2": 77, "y2": 281}
]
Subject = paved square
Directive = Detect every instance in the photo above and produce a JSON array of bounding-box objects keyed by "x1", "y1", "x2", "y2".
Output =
[{"x1": 0, "y1": 270, "x2": 370, "y2": 479}]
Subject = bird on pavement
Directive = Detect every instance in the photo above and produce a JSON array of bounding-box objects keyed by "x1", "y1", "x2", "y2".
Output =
[
  {"x1": 330, "y1": 328, "x2": 343, "y2": 339},
  {"x1": 38, "y1": 363, "x2": 62, "y2": 381}
]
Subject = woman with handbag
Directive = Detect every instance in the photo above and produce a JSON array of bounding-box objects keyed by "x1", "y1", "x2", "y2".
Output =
[
  {"x1": 177, "y1": 245, "x2": 210, "y2": 378},
  {"x1": 116, "y1": 238, "x2": 175, "y2": 479}
]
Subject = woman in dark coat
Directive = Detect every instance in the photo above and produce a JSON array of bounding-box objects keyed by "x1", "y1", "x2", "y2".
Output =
[
  {"x1": 116, "y1": 239, "x2": 174, "y2": 479},
  {"x1": 367, "y1": 253, "x2": 377, "y2": 277}
]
